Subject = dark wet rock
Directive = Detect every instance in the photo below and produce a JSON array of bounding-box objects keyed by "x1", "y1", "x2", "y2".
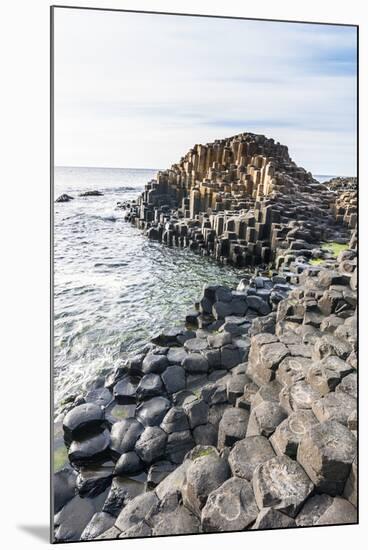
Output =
[
  {"x1": 102, "y1": 477, "x2": 145, "y2": 517},
  {"x1": 270, "y1": 410, "x2": 318, "y2": 459},
  {"x1": 208, "y1": 403, "x2": 232, "y2": 429},
  {"x1": 167, "y1": 347, "x2": 188, "y2": 365},
  {"x1": 56, "y1": 193, "x2": 74, "y2": 202},
  {"x1": 80, "y1": 511, "x2": 115, "y2": 541},
  {"x1": 110, "y1": 418, "x2": 144, "y2": 457},
  {"x1": 253, "y1": 455, "x2": 314, "y2": 517},
  {"x1": 136, "y1": 396, "x2": 171, "y2": 427},
  {"x1": 141, "y1": 353, "x2": 169, "y2": 374},
  {"x1": 182, "y1": 353, "x2": 209, "y2": 374},
  {"x1": 147, "y1": 461, "x2": 177, "y2": 489},
  {"x1": 247, "y1": 295, "x2": 271, "y2": 315},
  {"x1": 193, "y1": 423, "x2": 218, "y2": 446},
  {"x1": 135, "y1": 426, "x2": 167, "y2": 464},
  {"x1": 152, "y1": 505, "x2": 200, "y2": 536},
  {"x1": 161, "y1": 365, "x2": 186, "y2": 394},
  {"x1": 115, "y1": 491, "x2": 159, "y2": 532},
  {"x1": 76, "y1": 463, "x2": 113, "y2": 498},
  {"x1": 182, "y1": 452, "x2": 231, "y2": 516},
  {"x1": 229, "y1": 435, "x2": 275, "y2": 481},
  {"x1": 297, "y1": 420, "x2": 356, "y2": 495},
  {"x1": 218, "y1": 407, "x2": 249, "y2": 448},
  {"x1": 220, "y1": 344, "x2": 242, "y2": 369},
  {"x1": 252, "y1": 508, "x2": 296, "y2": 529},
  {"x1": 126, "y1": 353, "x2": 145, "y2": 375},
  {"x1": 68, "y1": 429, "x2": 110, "y2": 466},
  {"x1": 54, "y1": 495, "x2": 97, "y2": 542},
  {"x1": 296, "y1": 494, "x2": 357, "y2": 526},
  {"x1": 246, "y1": 402, "x2": 287, "y2": 437},
  {"x1": 79, "y1": 190, "x2": 104, "y2": 197},
  {"x1": 54, "y1": 468, "x2": 77, "y2": 513},
  {"x1": 63, "y1": 403, "x2": 105, "y2": 442},
  {"x1": 312, "y1": 391, "x2": 356, "y2": 426},
  {"x1": 85, "y1": 387, "x2": 113, "y2": 407},
  {"x1": 114, "y1": 451, "x2": 143, "y2": 476},
  {"x1": 160, "y1": 407, "x2": 189, "y2": 433},
  {"x1": 201, "y1": 477, "x2": 258, "y2": 532},
  {"x1": 166, "y1": 429, "x2": 195, "y2": 463},
  {"x1": 186, "y1": 373, "x2": 208, "y2": 390},
  {"x1": 183, "y1": 396, "x2": 209, "y2": 429},
  {"x1": 113, "y1": 376, "x2": 138, "y2": 405},
  {"x1": 136, "y1": 373, "x2": 163, "y2": 400},
  {"x1": 203, "y1": 348, "x2": 222, "y2": 369}
]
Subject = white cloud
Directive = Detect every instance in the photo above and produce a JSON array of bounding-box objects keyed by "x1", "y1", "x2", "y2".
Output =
[{"x1": 54, "y1": 8, "x2": 357, "y2": 175}]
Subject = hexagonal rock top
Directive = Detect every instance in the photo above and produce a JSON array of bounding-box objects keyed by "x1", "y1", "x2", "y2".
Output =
[
  {"x1": 297, "y1": 420, "x2": 356, "y2": 495},
  {"x1": 229, "y1": 435, "x2": 276, "y2": 481},
  {"x1": 253, "y1": 455, "x2": 314, "y2": 517},
  {"x1": 201, "y1": 477, "x2": 258, "y2": 532}
]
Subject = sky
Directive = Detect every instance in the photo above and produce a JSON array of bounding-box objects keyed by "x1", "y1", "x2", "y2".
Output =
[{"x1": 54, "y1": 8, "x2": 357, "y2": 175}]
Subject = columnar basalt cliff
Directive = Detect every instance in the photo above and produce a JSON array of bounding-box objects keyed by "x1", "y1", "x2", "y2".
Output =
[{"x1": 124, "y1": 133, "x2": 355, "y2": 267}]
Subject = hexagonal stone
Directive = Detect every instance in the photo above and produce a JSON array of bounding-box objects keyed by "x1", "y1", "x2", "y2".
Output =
[
  {"x1": 183, "y1": 396, "x2": 209, "y2": 429},
  {"x1": 220, "y1": 344, "x2": 243, "y2": 369},
  {"x1": 146, "y1": 461, "x2": 176, "y2": 489},
  {"x1": 135, "y1": 426, "x2": 167, "y2": 464},
  {"x1": 200, "y1": 382, "x2": 228, "y2": 405},
  {"x1": 167, "y1": 347, "x2": 188, "y2": 365},
  {"x1": 54, "y1": 495, "x2": 97, "y2": 541},
  {"x1": 68, "y1": 429, "x2": 110, "y2": 466},
  {"x1": 253, "y1": 455, "x2": 314, "y2": 517},
  {"x1": 119, "y1": 520, "x2": 152, "y2": 538},
  {"x1": 109, "y1": 418, "x2": 144, "y2": 457},
  {"x1": 113, "y1": 376, "x2": 138, "y2": 405},
  {"x1": 184, "y1": 338, "x2": 208, "y2": 353},
  {"x1": 102, "y1": 477, "x2": 145, "y2": 517},
  {"x1": 152, "y1": 505, "x2": 200, "y2": 536},
  {"x1": 136, "y1": 396, "x2": 171, "y2": 427},
  {"x1": 229, "y1": 435, "x2": 275, "y2": 481},
  {"x1": 270, "y1": 410, "x2": 318, "y2": 458},
  {"x1": 182, "y1": 353, "x2": 209, "y2": 374},
  {"x1": 193, "y1": 423, "x2": 218, "y2": 446},
  {"x1": 227, "y1": 373, "x2": 248, "y2": 405},
  {"x1": 201, "y1": 477, "x2": 258, "y2": 532},
  {"x1": 160, "y1": 365, "x2": 186, "y2": 395},
  {"x1": 165, "y1": 429, "x2": 195, "y2": 464},
  {"x1": 208, "y1": 403, "x2": 232, "y2": 429},
  {"x1": 218, "y1": 408, "x2": 250, "y2": 448},
  {"x1": 279, "y1": 381, "x2": 320, "y2": 413},
  {"x1": 246, "y1": 402, "x2": 287, "y2": 437},
  {"x1": 115, "y1": 492, "x2": 159, "y2": 532},
  {"x1": 251, "y1": 380, "x2": 283, "y2": 409},
  {"x1": 76, "y1": 463, "x2": 113, "y2": 498},
  {"x1": 182, "y1": 453, "x2": 230, "y2": 516},
  {"x1": 297, "y1": 420, "x2": 356, "y2": 495},
  {"x1": 344, "y1": 457, "x2": 357, "y2": 507},
  {"x1": 336, "y1": 372, "x2": 357, "y2": 398},
  {"x1": 259, "y1": 342, "x2": 289, "y2": 370},
  {"x1": 160, "y1": 407, "x2": 189, "y2": 433},
  {"x1": 312, "y1": 335, "x2": 351, "y2": 361},
  {"x1": 312, "y1": 392, "x2": 356, "y2": 426},
  {"x1": 307, "y1": 356, "x2": 353, "y2": 396},
  {"x1": 208, "y1": 331, "x2": 232, "y2": 348},
  {"x1": 252, "y1": 508, "x2": 296, "y2": 529},
  {"x1": 296, "y1": 494, "x2": 357, "y2": 526},
  {"x1": 136, "y1": 374, "x2": 163, "y2": 400},
  {"x1": 141, "y1": 353, "x2": 169, "y2": 374},
  {"x1": 276, "y1": 356, "x2": 311, "y2": 387},
  {"x1": 114, "y1": 452, "x2": 143, "y2": 477},
  {"x1": 63, "y1": 403, "x2": 105, "y2": 441}
]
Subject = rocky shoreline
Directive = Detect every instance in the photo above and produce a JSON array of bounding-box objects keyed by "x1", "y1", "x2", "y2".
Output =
[{"x1": 53, "y1": 134, "x2": 357, "y2": 542}]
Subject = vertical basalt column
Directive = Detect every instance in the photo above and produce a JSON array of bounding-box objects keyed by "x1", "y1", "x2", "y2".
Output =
[{"x1": 189, "y1": 189, "x2": 201, "y2": 218}]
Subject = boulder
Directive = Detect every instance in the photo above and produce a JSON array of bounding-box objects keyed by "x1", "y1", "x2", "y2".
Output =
[
  {"x1": 56, "y1": 193, "x2": 74, "y2": 202},
  {"x1": 113, "y1": 376, "x2": 138, "y2": 405},
  {"x1": 307, "y1": 356, "x2": 353, "y2": 396},
  {"x1": 152, "y1": 505, "x2": 201, "y2": 536},
  {"x1": 229, "y1": 435, "x2": 275, "y2": 481},
  {"x1": 184, "y1": 338, "x2": 208, "y2": 352},
  {"x1": 296, "y1": 494, "x2": 357, "y2": 526},
  {"x1": 68, "y1": 429, "x2": 110, "y2": 466},
  {"x1": 79, "y1": 190, "x2": 104, "y2": 197},
  {"x1": 54, "y1": 468, "x2": 77, "y2": 513},
  {"x1": 115, "y1": 492, "x2": 159, "y2": 532},
  {"x1": 336, "y1": 372, "x2": 357, "y2": 398},
  {"x1": 218, "y1": 408, "x2": 249, "y2": 448},
  {"x1": 183, "y1": 396, "x2": 209, "y2": 429},
  {"x1": 102, "y1": 477, "x2": 144, "y2": 517},
  {"x1": 161, "y1": 365, "x2": 186, "y2": 394},
  {"x1": 313, "y1": 335, "x2": 351, "y2": 361},
  {"x1": 136, "y1": 396, "x2": 171, "y2": 427},
  {"x1": 220, "y1": 344, "x2": 243, "y2": 369},
  {"x1": 146, "y1": 461, "x2": 177, "y2": 489},
  {"x1": 246, "y1": 402, "x2": 287, "y2": 437},
  {"x1": 80, "y1": 512, "x2": 115, "y2": 541},
  {"x1": 247, "y1": 295, "x2": 271, "y2": 315},
  {"x1": 136, "y1": 373, "x2": 163, "y2": 400},
  {"x1": 276, "y1": 356, "x2": 310, "y2": 387},
  {"x1": 193, "y1": 423, "x2": 218, "y2": 446},
  {"x1": 253, "y1": 455, "x2": 314, "y2": 517},
  {"x1": 279, "y1": 381, "x2": 320, "y2": 413},
  {"x1": 113, "y1": 452, "x2": 143, "y2": 476},
  {"x1": 119, "y1": 521, "x2": 152, "y2": 538},
  {"x1": 166, "y1": 430, "x2": 195, "y2": 463},
  {"x1": 297, "y1": 420, "x2": 356, "y2": 495},
  {"x1": 135, "y1": 426, "x2": 167, "y2": 464},
  {"x1": 63, "y1": 403, "x2": 105, "y2": 441},
  {"x1": 201, "y1": 477, "x2": 258, "y2": 532},
  {"x1": 182, "y1": 453, "x2": 231, "y2": 516},
  {"x1": 160, "y1": 407, "x2": 189, "y2": 433},
  {"x1": 252, "y1": 508, "x2": 296, "y2": 529},
  {"x1": 109, "y1": 418, "x2": 144, "y2": 457},
  {"x1": 182, "y1": 353, "x2": 209, "y2": 374},
  {"x1": 270, "y1": 410, "x2": 318, "y2": 458},
  {"x1": 312, "y1": 392, "x2": 356, "y2": 426},
  {"x1": 76, "y1": 463, "x2": 113, "y2": 498},
  {"x1": 141, "y1": 353, "x2": 169, "y2": 374},
  {"x1": 54, "y1": 495, "x2": 97, "y2": 542}
]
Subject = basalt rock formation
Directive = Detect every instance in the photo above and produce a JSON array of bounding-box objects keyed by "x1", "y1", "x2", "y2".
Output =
[{"x1": 124, "y1": 133, "x2": 355, "y2": 267}]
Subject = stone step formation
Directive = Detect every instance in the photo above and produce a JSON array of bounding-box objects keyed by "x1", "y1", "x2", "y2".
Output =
[
  {"x1": 54, "y1": 239, "x2": 357, "y2": 541},
  {"x1": 123, "y1": 133, "x2": 356, "y2": 267}
]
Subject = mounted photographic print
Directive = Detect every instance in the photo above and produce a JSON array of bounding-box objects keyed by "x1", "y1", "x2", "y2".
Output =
[{"x1": 51, "y1": 6, "x2": 358, "y2": 543}]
